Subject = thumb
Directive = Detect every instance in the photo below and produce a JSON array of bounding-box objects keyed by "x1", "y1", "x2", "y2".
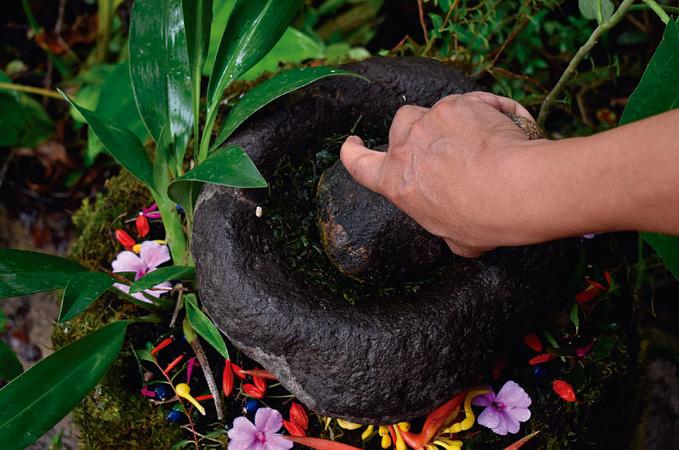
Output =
[{"x1": 340, "y1": 135, "x2": 386, "y2": 193}]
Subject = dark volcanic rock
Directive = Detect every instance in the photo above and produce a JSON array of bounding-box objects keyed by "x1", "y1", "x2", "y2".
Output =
[
  {"x1": 193, "y1": 57, "x2": 574, "y2": 423},
  {"x1": 317, "y1": 152, "x2": 446, "y2": 284}
]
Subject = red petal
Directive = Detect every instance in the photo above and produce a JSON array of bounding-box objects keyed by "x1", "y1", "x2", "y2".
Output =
[
  {"x1": 231, "y1": 362, "x2": 247, "y2": 380},
  {"x1": 523, "y1": 333, "x2": 543, "y2": 352},
  {"x1": 290, "y1": 402, "x2": 309, "y2": 430},
  {"x1": 529, "y1": 353, "x2": 555, "y2": 365},
  {"x1": 136, "y1": 214, "x2": 150, "y2": 238},
  {"x1": 575, "y1": 286, "x2": 599, "y2": 304},
  {"x1": 553, "y1": 379, "x2": 577, "y2": 402},
  {"x1": 283, "y1": 419, "x2": 306, "y2": 437},
  {"x1": 115, "y1": 229, "x2": 136, "y2": 250},
  {"x1": 222, "y1": 361, "x2": 234, "y2": 397},
  {"x1": 253, "y1": 375, "x2": 267, "y2": 393},
  {"x1": 604, "y1": 271, "x2": 612, "y2": 287},
  {"x1": 283, "y1": 436, "x2": 362, "y2": 450},
  {"x1": 242, "y1": 384, "x2": 265, "y2": 398}
]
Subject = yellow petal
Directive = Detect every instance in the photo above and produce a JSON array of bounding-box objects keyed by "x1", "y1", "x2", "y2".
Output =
[
  {"x1": 381, "y1": 434, "x2": 392, "y2": 449},
  {"x1": 132, "y1": 243, "x2": 142, "y2": 254},
  {"x1": 361, "y1": 425, "x2": 375, "y2": 441},
  {"x1": 445, "y1": 388, "x2": 489, "y2": 433},
  {"x1": 393, "y1": 425, "x2": 406, "y2": 450},
  {"x1": 397, "y1": 422, "x2": 411, "y2": 432},
  {"x1": 174, "y1": 383, "x2": 206, "y2": 415},
  {"x1": 337, "y1": 419, "x2": 363, "y2": 430}
]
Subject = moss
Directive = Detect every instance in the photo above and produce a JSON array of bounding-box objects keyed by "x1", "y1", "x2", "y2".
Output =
[
  {"x1": 69, "y1": 170, "x2": 152, "y2": 271},
  {"x1": 53, "y1": 170, "x2": 182, "y2": 449}
]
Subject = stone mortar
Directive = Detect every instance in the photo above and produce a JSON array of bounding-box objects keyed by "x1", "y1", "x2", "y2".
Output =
[{"x1": 193, "y1": 57, "x2": 575, "y2": 423}]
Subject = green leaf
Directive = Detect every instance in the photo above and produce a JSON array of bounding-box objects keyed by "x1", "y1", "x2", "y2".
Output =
[
  {"x1": 59, "y1": 272, "x2": 115, "y2": 322},
  {"x1": 0, "y1": 340, "x2": 23, "y2": 382},
  {"x1": 61, "y1": 90, "x2": 155, "y2": 190},
  {"x1": 619, "y1": 20, "x2": 679, "y2": 280},
  {"x1": 569, "y1": 302, "x2": 580, "y2": 335},
  {"x1": 183, "y1": 0, "x2": 212, "y2": 79},
  {"x1": 0, "y1": 249, "x2": 84, "y2": 299},
  {"x1": 590, "y1": 335, "x2": 616, "y2": 361},
  {"x1": 0, "y1": 71, "x2": 53, "y2": 148},
  {"x1": 0, "y1": 321, "x2": 129, "y2": 450},
  {"x1": 168, "y1": 146, "x2": 266, "y2": 208},
  {"x1": 206, "y1": 0, "x2": 303, "y2": 108},
  {"x1": 212, "y1": 67, "x2": 362, "y2": 150},
  {"x1": 184, "y1": 294, "x2": 229, "y2": 359},
  {"x1": 135, "y1": 348, "x2": 155, "y2": 363},
  {"x1": 86, "y1": 62, "x2": 149, "y2": 166},
  {"x1": 129, "y1": 0, "x2": 193, "y2": 165},
  {"x1": 129, "y1": 265, "x2": 195, "y2": 294},
  {"x1": 578, "y1": 0, "x2": 614, "y2": 24}
]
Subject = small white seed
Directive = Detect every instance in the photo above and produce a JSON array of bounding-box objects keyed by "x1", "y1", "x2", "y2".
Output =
[{"x1": 255, "y1": 206, "x2": 263, "y2": 218}]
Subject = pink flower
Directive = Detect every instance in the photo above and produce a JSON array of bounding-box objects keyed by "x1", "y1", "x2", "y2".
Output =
[
  {"x1": 228, "y1": 408, "x2": 292, "y2": 450},
  {"x1": 111, "y1": 241, "x2": 171, "y2": 303},
  {"x1": 472, "y1": 380, "x2": 531, "y2": 435}
]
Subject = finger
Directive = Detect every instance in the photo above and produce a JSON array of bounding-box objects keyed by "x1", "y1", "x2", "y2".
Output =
[
  {"x1": 340, "y1": 135, "x2": 387, "y2": 193},
  {"x1": 444, "y1": 238, "x2": 486, "y2": 259},
  {"x1": 465, "y1": 91, "x2": 535, "y2": 122},
  {"x1": 389, "y1": 105, "x2": 428, "y2": 147}
]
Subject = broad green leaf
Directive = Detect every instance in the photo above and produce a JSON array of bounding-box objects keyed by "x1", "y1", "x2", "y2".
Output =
[
  {"x1": 0, "y1": 309, "x2": 6, "y2": 333},
  {"x1": 59, "y1": 272, "x2": 116, "y2": 322},
  {"x1": 203, "y1": 0, "x2": 235, "y2": 75},
  {"x1": 184, "y1": 294, "x2": 229, "y2": 359},
  {"x1": 619, "y1": 20, "x2": 679, "y2": 280},
  {"x1": 0, "y1": 71, "x2": 53, "y2": 148},
  {"x1": 68, "y1": 63, "x2": 116, "y2": 124},
  {"x1": 0, "y1": 321, "x2": 129, "y2": 450},
  {"x1": 86, "y1": 62, "x2": 149, "y2": 166},
  {"x1": 61, "y1": 90, "x2": 156, "y2": 190},
  {"x1": 129, "y1": 265, "x2": 195, "y2": 294},
  {"x1": 168, "y1": 146, "x2": 266, "y2": 208},
  {"x1": 183, "y1": 0, "x2": 212, "y2": 77},
  {"x1": 578, "y1": 0, "x2": 614, "y2": 24},
  {"x1": 129, "y1": 0, "x2": 193, "y2": 165},
  {"x1": 135, "y1": 348, "x2": 155, "y2": 363},
  {"x1": 212, "y1": 67, "x2": 362, "y2": 150},
  {"x1": 0, "y1": 249, "x2": 84, "y2": 299},
  {"x1": 0, "y1": 341, "x2": 22, "y2": 382},
  {"x1": 206, "y1": 0, "x2": 303, "y2": 108}
]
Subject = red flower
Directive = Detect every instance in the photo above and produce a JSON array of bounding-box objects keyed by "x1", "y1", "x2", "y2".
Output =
[
  {"x1": 289, "y1": 402, "x2": 309, "y2": 430},
  {"x1": 115, "y1": 229, "x2": 136, "y2": 250},
  {"x1": 253, "y1": 375, "x2": 268, "y2": 393},
  {"x1": 528, "y1": 353, "x2": 555, "y2": 365},
  {"x1": 242, "y1": 383, "x2": 265, "y2": 398},
  {"x1": 552, "y1": 379, "x2": 577, "y2": 402},
  {"x1": 136, "y1": 214, "x2": 150, "y2": 238},
  {"x1": 523, "y1": 333, "x2": 543, "y2": 353}
]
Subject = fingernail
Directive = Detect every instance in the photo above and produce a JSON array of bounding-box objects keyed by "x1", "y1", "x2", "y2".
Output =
[{"x1": 346, "y1": 135, "x2": 363, "y2": 145}]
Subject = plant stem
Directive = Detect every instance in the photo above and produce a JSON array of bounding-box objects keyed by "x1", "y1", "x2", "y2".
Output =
[
  {"x1": 0, "y1": 82, "x2": 63, "y2": 99},
  {"x1": 630, "y1": 3, "x2": 679, "y2": 14},
  {"x1": 197, "y1": 106, "x2": 218, "y2": 163},
  {"x1": 188, "y1": 337, "x2": 225, "y2": 421},
  {"x1": 641, "y1": 0, "x2": 671, "y2": 24},
  {"x1": 536, "y1": 0, "x2": 635, "y2": 127},
  {"x1": 156, "y1": 195, "x2": 189, "y2": 265}
]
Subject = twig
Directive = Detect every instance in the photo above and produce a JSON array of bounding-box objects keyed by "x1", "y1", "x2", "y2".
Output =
[
  {"x1": 630, "y1": 3, "x2": 679, "y2": 14},
  {"x1": 189, "y1": 337, "x2": 225, "y2": 421},
  {"x1": 639, "y1": 0, "x2": 671, "y2": 23},
  {"x1": 537, "y1": 0, "x2": 635, "y2": 127},
  {"x1": 169, "y1": 285, "x2": 184, "y2": 328},
  {"x1": 417, "y1": 0, "x2": 430, "y2": 51},
  {"x1": 0, "y1": 82, "x2": 63, "y2": 99}
]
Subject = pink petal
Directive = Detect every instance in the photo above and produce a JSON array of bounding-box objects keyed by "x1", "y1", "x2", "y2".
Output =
[
  {"x1": 478, "y1": 406, "x2": 501, "y2": 430},
  {"x1": 508, "y1": 407, "x2": 531, "y2": 423},
  {"x1": 503, "y1": 411, "x2": 521, "y2": 434},
  {"x1": 255, "y1": 408, "x2": 283, "y2": 434},
  {"x1": 228, "y1": 417, "x2": 257, "y2": 442},
  {"x1": 112, "y1": 251, "x2": 145, "y2": 275},
  {"x1": 496, "y1": 381, "x2": 531, "y2": 408},
  {"x1": 139, "y1": 241, "x2": 170, "y2": 270},
  {"x1": 228, "y1": 440, "x2": 258, "y2": 450},
  {"x1": 494, "y1": 413, "x2": 509, "y2": 435},
  {"x1": 113, "y1": 284, "x2": 154, "y2": 304},
  {"x1": 264, "y1": 433, "x2": 293, "y2": 450},
  {"x1": 142, "y1": 281, "x2": 172, "y2": 298},
  {"x1": 472, "y1": 392, "x2": 495, "y2": 407}
]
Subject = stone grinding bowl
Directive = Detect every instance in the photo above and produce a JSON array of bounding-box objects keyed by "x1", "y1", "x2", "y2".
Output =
[{"x1": 192, "y1": 57, "x2": 575, "y2": 424}]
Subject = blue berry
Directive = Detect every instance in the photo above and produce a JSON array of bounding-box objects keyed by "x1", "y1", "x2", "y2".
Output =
[
  {"x1": 154, "y1": 384, "x2": 173, "y2": 401},
  {"x1": 166, "y1": 408, "x2": 185, "y2": 423},
  {"x1": 533, "y1": 365, "x2": 548, "y2": 378},
  {"x1": 243, "y1": 398, "x2": 261, "y2": 417}
]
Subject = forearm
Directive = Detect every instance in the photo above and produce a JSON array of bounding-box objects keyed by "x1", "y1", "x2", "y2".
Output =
[{"x1": 506, "y1": 109, "x2": 679, "y2": 243}]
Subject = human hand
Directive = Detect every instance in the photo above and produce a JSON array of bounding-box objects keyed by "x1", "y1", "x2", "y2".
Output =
[{"x1": 340, "y1": 91, "x2": 544, "y2": 258}]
